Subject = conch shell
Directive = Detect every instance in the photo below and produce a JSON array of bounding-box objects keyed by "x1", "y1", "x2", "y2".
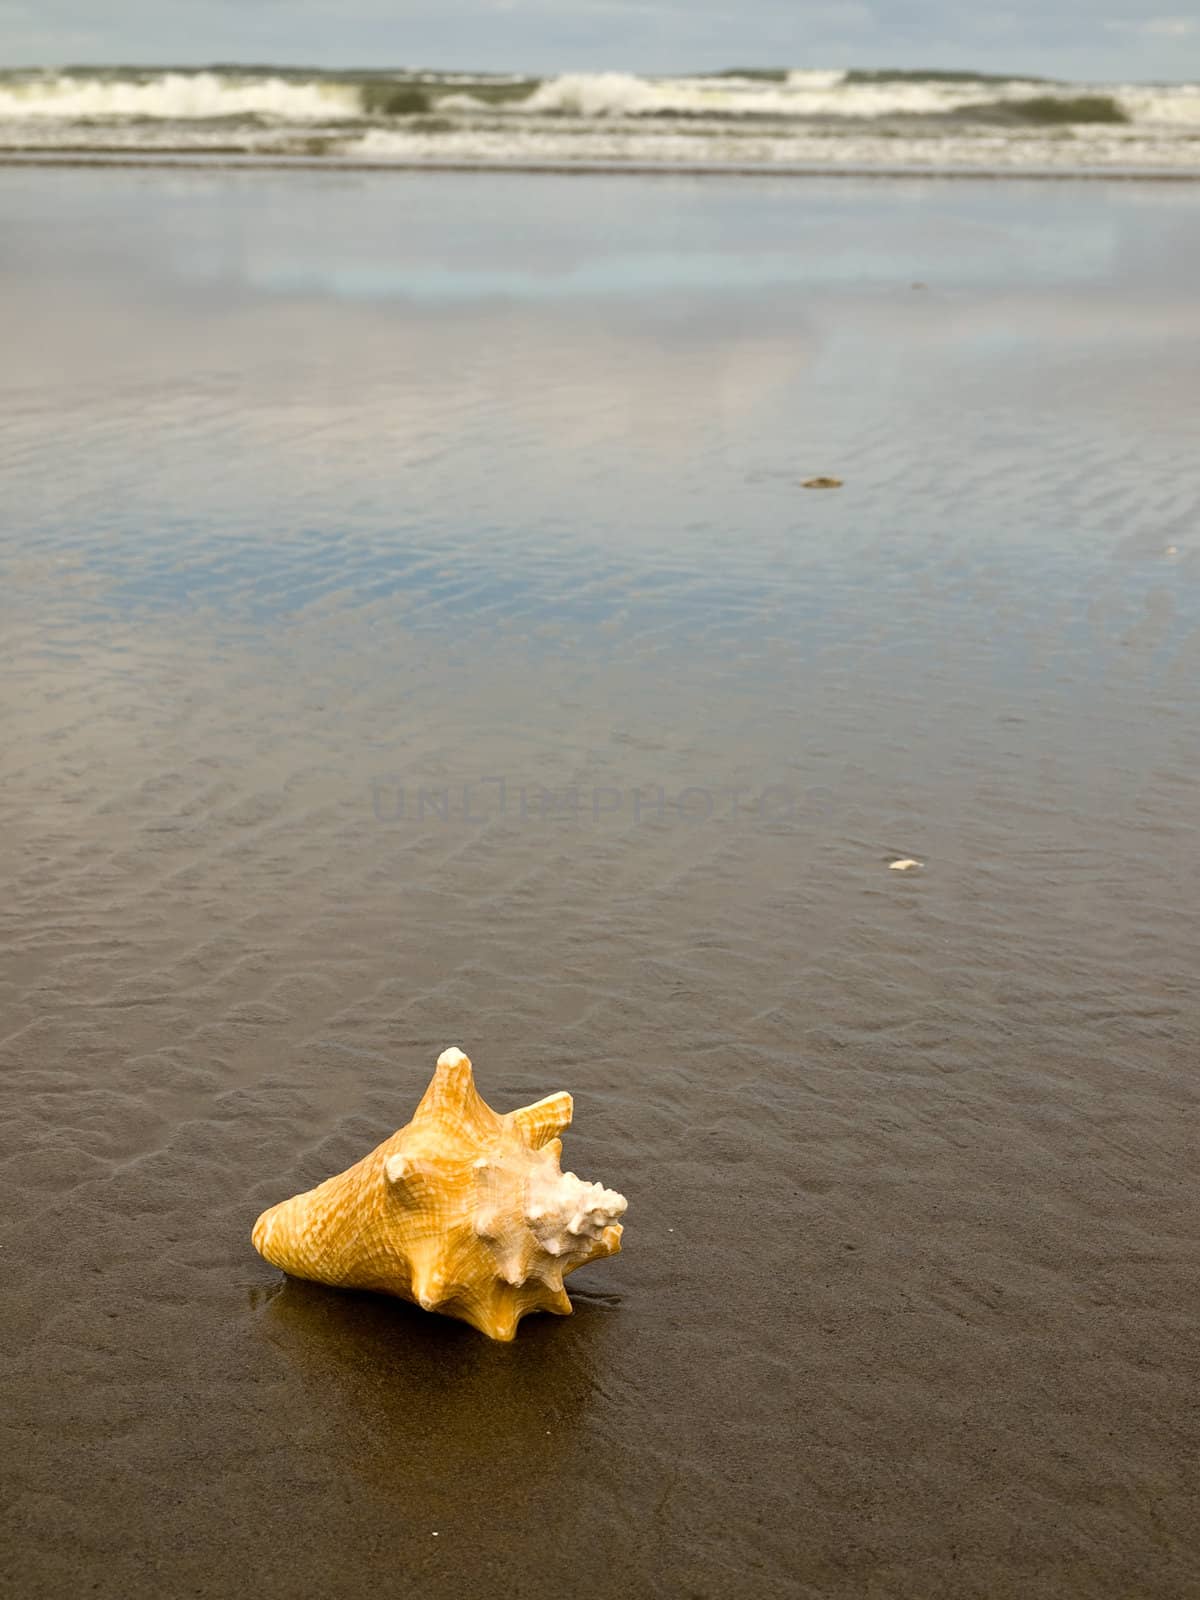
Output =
[{"x1": 252, "y1": 1047, "x2": 626, "y2": 1341}]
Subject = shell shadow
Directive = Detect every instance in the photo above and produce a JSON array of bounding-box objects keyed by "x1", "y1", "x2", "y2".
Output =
[{"x1": 251, "y1": 1275, "x2": 621, "y2": 1502}]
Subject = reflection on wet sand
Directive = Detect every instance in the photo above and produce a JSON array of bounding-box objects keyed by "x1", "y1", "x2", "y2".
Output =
[
  {"x1": 256, "y1": 1275, "x2": 618, "y2": 1488},
  {"x1": 3, "y1": 169, "x2": 1200, "y2": 1599}
]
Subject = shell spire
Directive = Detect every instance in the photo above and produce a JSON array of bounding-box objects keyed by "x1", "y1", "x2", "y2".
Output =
[{"x1": 251, "y1": 1047, "x2": 626, "y2": 1341}]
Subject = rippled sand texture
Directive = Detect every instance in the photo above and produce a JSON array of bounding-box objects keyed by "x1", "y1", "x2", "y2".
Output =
[{"x1": 2, "y1": 171, "x2": 1199, "y2": 1598}]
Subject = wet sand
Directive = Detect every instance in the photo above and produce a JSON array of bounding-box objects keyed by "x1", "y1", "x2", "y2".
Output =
[{"x1": 2, "y1": 170, "x2": 1199, "y2": 1598}]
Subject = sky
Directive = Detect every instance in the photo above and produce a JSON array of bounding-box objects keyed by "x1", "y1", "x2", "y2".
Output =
[{"x1": 2, "y1": 0, "x2": 1199, "y2": 81}]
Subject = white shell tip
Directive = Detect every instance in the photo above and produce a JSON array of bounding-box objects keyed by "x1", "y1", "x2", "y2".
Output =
[
  {"x1": 384, "y1": 1153, "x2": 410, "y2": 1184},
  {"x1": 437, "y1": 1046, "x2": 470, "y2": 1069}
]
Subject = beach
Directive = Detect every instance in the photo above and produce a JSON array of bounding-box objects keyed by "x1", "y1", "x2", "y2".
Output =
[{"x1": 2, "y1": 167, "x2": 1199, "y2": 1597}]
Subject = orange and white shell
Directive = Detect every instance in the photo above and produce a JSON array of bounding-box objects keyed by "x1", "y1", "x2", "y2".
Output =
[{"x1": 251, "y1": 1047, "x2": 626, "y2": 1340}]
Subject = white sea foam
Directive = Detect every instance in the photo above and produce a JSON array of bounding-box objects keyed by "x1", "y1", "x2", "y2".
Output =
[
  {"x1": 513, "y1": 69, "x2": 1158, "y2": 122},
  {"x1": 437, "y1": 93, "x2": 489, "y2": 112},
  {"x1": 1120, "y1": 83, "x2": 1200, "y2": 125},
  {"x1": 1, "y1": 66, "x2": 1198, "y2": 173},
  {"x1": 521, "y1": 73, "x2": 658, "y2": 117},
  {"x1": 0, "y1": 71, "x2": 360, "y2": 121},
  {"x1": 785, "y1": 70, "x2": 848, "y2": 90},
  {"x1": 346, "y1": 122, "x2": 1200, "y2": 174},
  {"x1": 1, "y1": 68, "x2": 1198, "y2": 131}
]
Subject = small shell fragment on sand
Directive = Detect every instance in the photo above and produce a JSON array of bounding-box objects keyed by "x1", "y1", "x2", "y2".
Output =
[
  {"x1": 888, "y1": 858, "x2": 923, "y2": 872},
  {"x1": 802, "y1": 476, "x2": 844, "y2": 490}
]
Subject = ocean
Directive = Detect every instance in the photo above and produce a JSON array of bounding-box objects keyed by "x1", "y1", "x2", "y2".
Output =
[{"x1": 2, "y1": 64, "x2": 1200, "y2": 174}]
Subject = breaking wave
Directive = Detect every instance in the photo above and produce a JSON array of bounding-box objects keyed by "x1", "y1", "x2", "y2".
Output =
[
  {"x1": 958, "y1": 94, "x2": 1130, "y2": 125},
  {"x1": 516, "y1": 71, "x2": 1200, "y2": 126},
  {"x1": 0, "y1": 71, "x2": 361, "y2": 121},
  {"x1": 1, "y1": 66, "x2": 1198, "y2": 173}
]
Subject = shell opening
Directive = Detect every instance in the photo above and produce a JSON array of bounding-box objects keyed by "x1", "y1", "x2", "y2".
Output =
[{"x1": 523, "y1": 1168, "x2": 627, "y2": 1261}]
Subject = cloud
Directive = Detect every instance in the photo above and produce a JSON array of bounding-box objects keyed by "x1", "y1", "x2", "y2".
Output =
[
  {"x1": 1104, "y1": 15, "x2": 1198, "y2": 36},
  {"x1": 1143, "y1": 15, "x2": 1197, "y2": 34}
]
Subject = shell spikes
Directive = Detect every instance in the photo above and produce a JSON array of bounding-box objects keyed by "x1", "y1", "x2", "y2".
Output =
[{"x1": 251, "y1": 1048, "x2": 627, "y2": 1341}]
